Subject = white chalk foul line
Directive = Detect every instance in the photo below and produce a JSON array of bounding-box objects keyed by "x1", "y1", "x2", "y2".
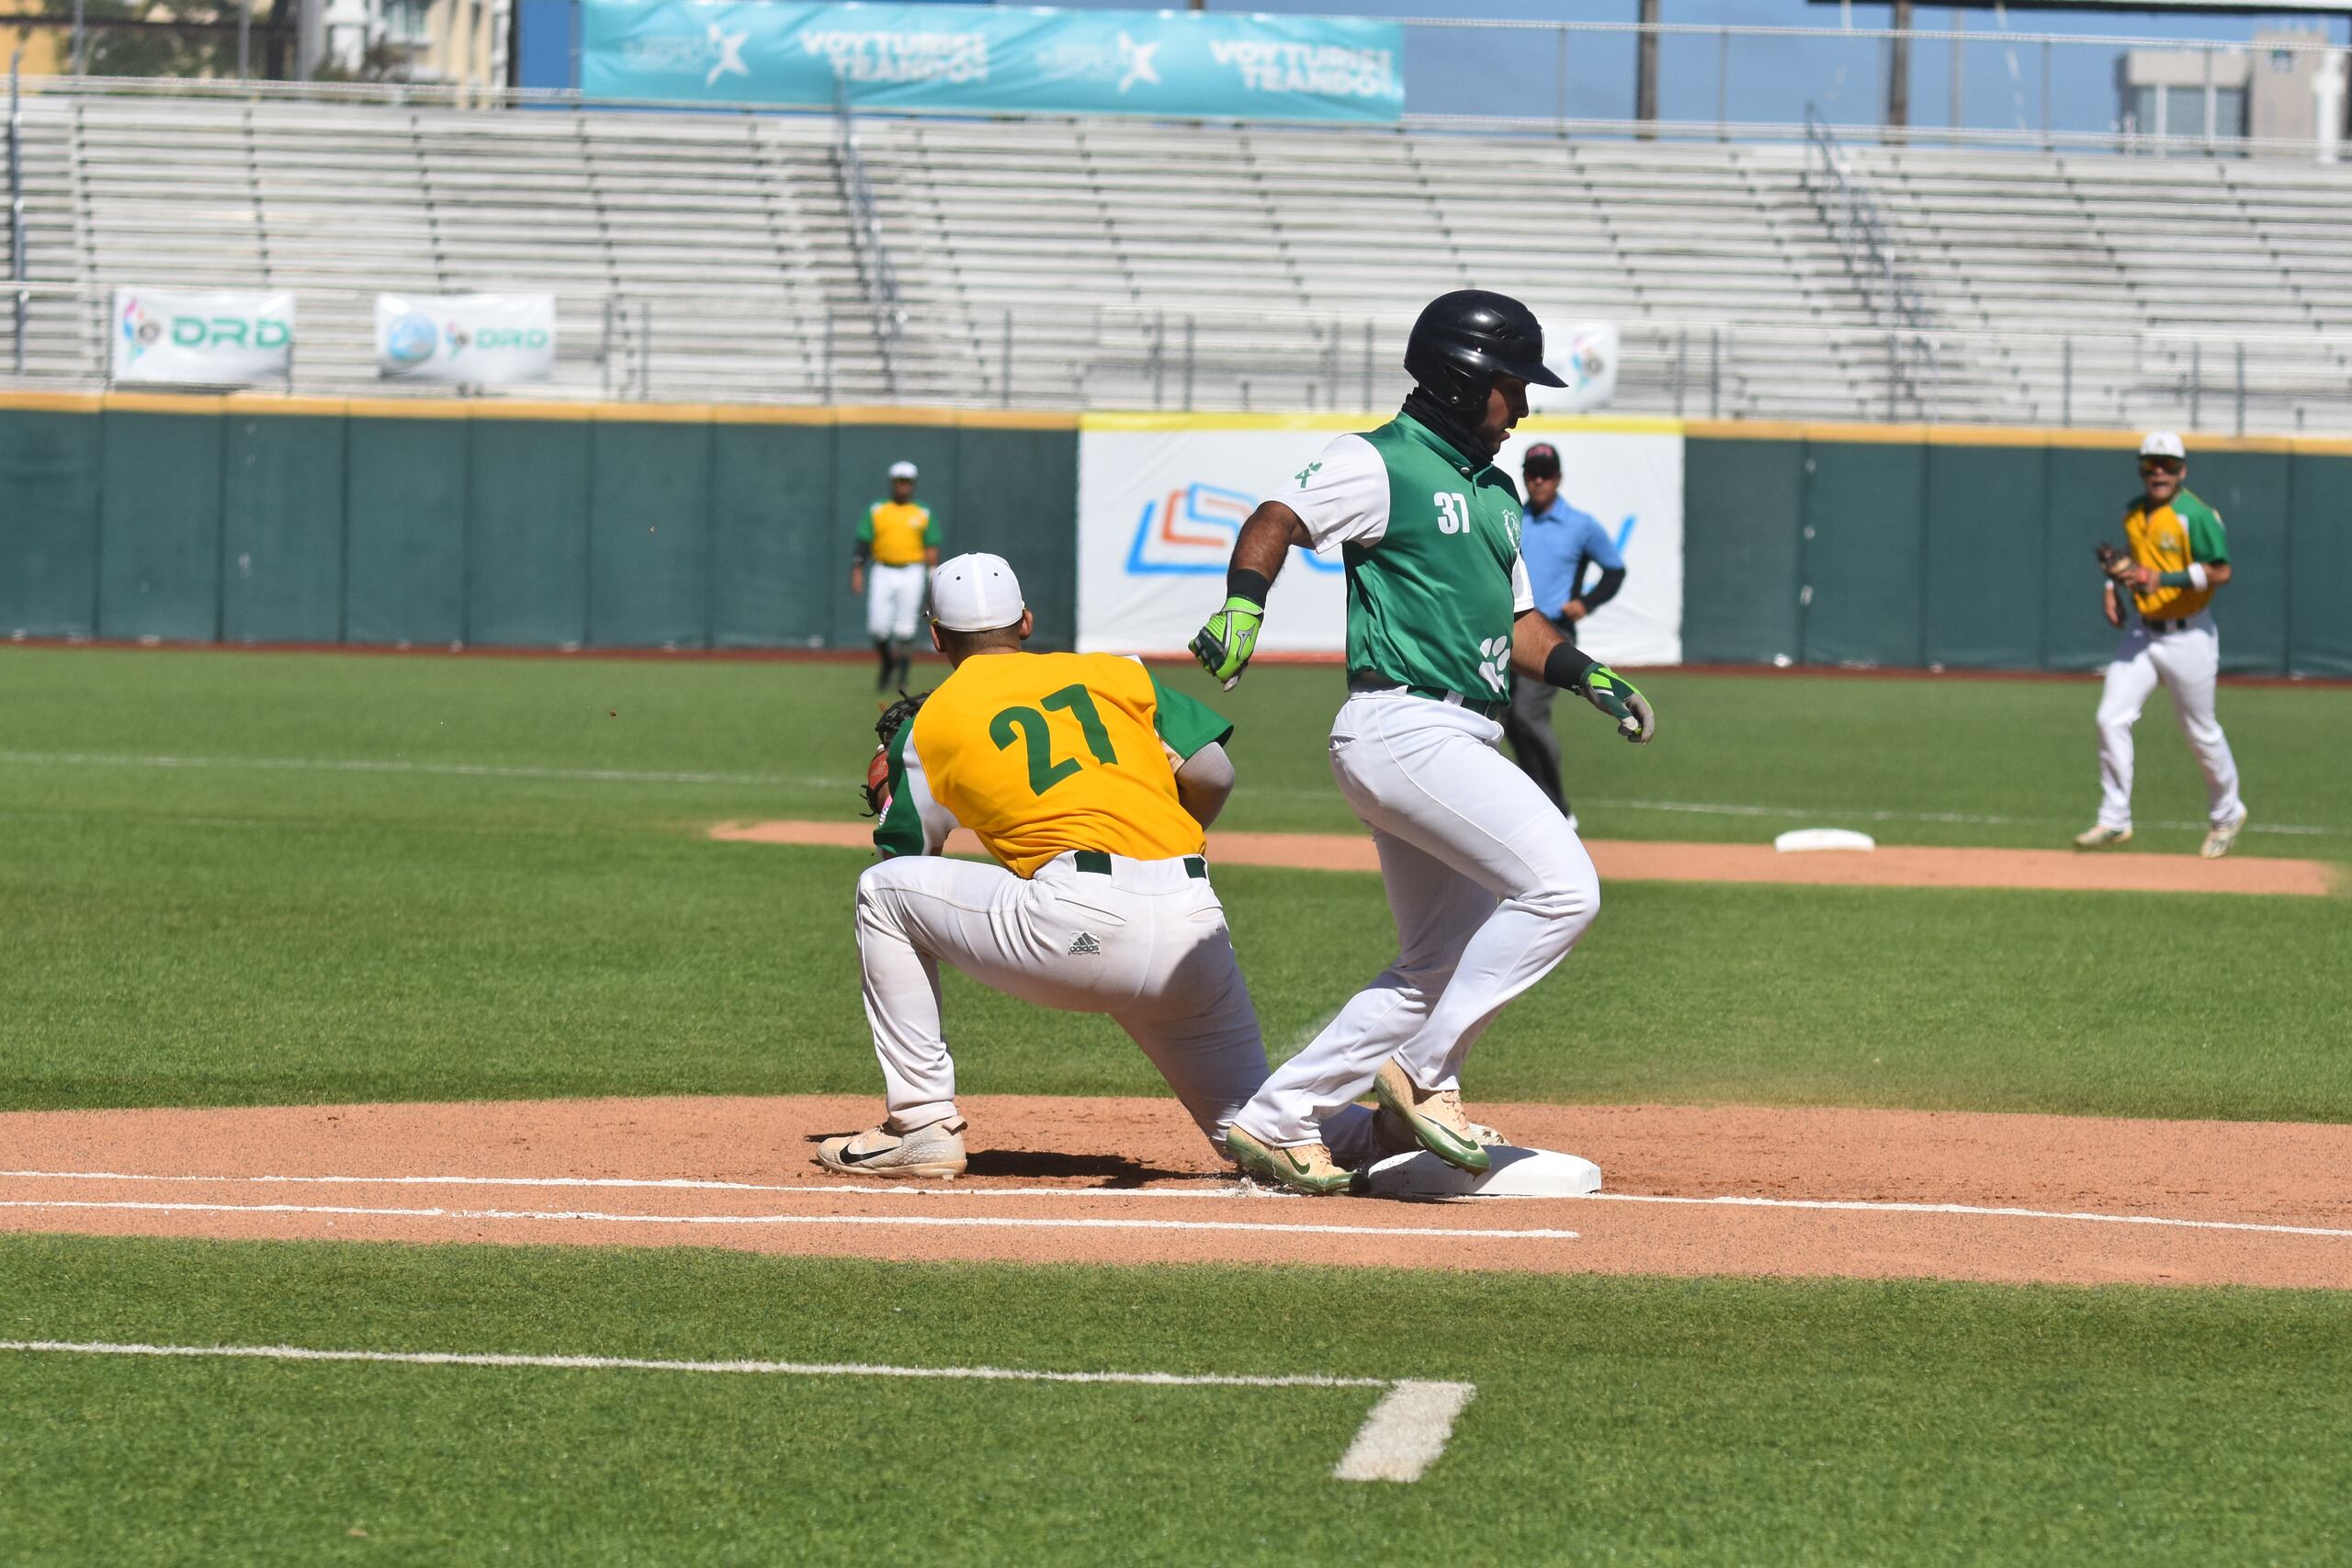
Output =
[
  {"x1": 0, "y1": 1169, "x2": 1257, "y2": 1201},
  {"x1": 0, "y1": 750, "x2": 835, "y2": 791},
  {"x1": 4, "y1": 751, "x2": 2340, "y2": 838},
  {"x1": 0, "y1": 1339, "x2": 1381, "y2": 1388},
  {"x1": 4, "y1": 1171, "x2": 2346, "y2": 1238},
  {"x1": 1575, "y1": 795, "x2": 2342, "y2": 839},
  {"x1": 1579, "y1": 1192, "x2": 2352, "y2": 1240},
  {"x1": 0, "y1": 1198, "x2": 1576, "y2": 1241},
  {"x1": 0, "y1": 1341, "x2": 1469, "y2": 1483}
]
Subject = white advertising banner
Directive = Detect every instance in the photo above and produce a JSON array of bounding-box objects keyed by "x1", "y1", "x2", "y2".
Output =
[
  {"x1": 110, "y1": 288, "x2": 294, "y2": 387},
  {"x1": 1076, "y1": 415, "x2": 1683, "y2": 667},
  {"x1": 1525, "y1": 321, "x2": 1619, "y2": 413},
  {"x1": 376, "y1": 293, "x2": 557, "y2": 383}
]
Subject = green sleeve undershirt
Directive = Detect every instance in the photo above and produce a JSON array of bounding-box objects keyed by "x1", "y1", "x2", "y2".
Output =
[
  {"x1": 870, "y1": 719, "x2": 924, "y2": 858},
  {"x1": 1147, "y1": 670, "x2": 1235, "y2": 759},
  {"x1": 2179, "y1": 494, "x2": 2230, "y2": 565}
]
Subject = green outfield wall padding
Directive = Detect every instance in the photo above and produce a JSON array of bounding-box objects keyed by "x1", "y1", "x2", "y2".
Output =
[
  {"x1": 2039, "y1": 450, "x2": 2132, "y2": 672},
  {"x1": 591, "y1": 421, "x2": 714, "y2": 648},
  {"x1": 1680, "y1": 436, "x2": 1804, "y2": 665},
  {"x1": 0, "y1": 410, "x2": 102, "y2": 638},
  {"x1": 469, "y1": 419, "x2": 590, "y2": 648},
  {"x1": 96, "y1": 410, "x2": 223, "y2": 641},
  {"x1": 953, "y1": 424, "x2": 1080, "y2": 650},
  {"x1": 2286, "y1": 453, "x2": 2352, "y2": 676},
  {"x1": 345, "y1": 417, "x2": 468, "y2": 646},
  {"x1": 710, "y1": 423, "x2": 834, "y2": 649},
  {"x1": 1922, "y1": 445, "x2": 2046, "y2": 670},
  {"x1": 2178, "y1": 456, "x2": 2290, "y2": 676},
  {"x1": 10, "y1": 401, "x2": 1079, "y2": 655},
  {"x1": 37, "y1": 402, "x2": 2339, "y2": 673},
  {"x1": 221, "y1": 413, "x2": 347, "y2": 644},
  {"x1": 1689, "y1": 433, "x2": 2324, "y2": 676},
  {"x1": 1799, "y1": 442, "x2": 1927, "y2": 668}
]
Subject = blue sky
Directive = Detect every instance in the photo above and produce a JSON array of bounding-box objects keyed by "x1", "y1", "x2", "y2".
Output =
[{"x1": 1093, "y1": 1, "x2": 2348, "y2": 134}]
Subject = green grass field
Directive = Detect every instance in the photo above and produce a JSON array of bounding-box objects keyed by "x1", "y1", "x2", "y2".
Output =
[
  {"x1": 3, "y1": 649, "x2": 2345, "y2": 1118},
  {"x1": 8, "y1": 1236, "x2": 2352, "y2": 1566},
  {"x1": 5, "y1": 646, "x2": 2349, "y2": 1564}
]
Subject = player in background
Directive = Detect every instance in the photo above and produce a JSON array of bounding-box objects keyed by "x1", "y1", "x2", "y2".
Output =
[
  {"x1": 831, "y1": 553, "x2": 1273, "y2": 1179},
  {"x1": 1190, "y1": 290, "x2": 1657, "y2": 1196},
  {"x1": 849, "y1": 459, "x2": 938, "y2": 693},
  {"x1": 2078, "y1": 432, "x2": 2248, "y2": 859},
  {"x1": 1499, "y1": 441, "x2": 1627, "y2": 825}
]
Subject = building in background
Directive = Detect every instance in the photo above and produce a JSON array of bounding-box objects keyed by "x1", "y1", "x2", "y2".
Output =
[
  {"x1": 0, "y1": 0, "x2": 496, "y2": 83},
  {"x1": 2120, "y1": 28, "x2": 2345, "y2": 153},
  {"x1": 298, "y1": 0, "x2": 503, "y2": 85}
]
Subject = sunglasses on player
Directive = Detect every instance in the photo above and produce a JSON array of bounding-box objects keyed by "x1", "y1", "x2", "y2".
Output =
[{"x1": 2139, "y1": 457, "x2": 2184, "y2": 475}]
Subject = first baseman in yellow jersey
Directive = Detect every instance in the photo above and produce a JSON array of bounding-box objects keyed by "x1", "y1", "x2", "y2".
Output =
[
  {"x1": 821, "y1": 552, "x2": 1274, "y2": 1179},
  {"x1": 2079, "y1": 432, "x2": 2247, "y2": 858}
]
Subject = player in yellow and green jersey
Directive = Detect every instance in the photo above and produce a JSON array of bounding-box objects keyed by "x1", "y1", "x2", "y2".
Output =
[
  {"x1": 829, "y1": 552, "x2": 1363, "y2": 1183},
  {"x1": 849, "y1": 459, "x2": 938, "y2": 692},
  {"x1": 2078, "y1": 432, "x2": 2247, "y2": 858}
]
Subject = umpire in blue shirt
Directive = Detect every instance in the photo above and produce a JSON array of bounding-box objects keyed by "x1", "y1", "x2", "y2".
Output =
[{"x1": 1501, "y1": 443, "x2": 1627, "y2": 822}]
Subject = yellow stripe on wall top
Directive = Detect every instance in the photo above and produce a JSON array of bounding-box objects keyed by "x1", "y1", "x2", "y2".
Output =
[
  {"x1": 0, "y1": 389, "x2": 1081, "y2": 430},
  {"x1": 1081, "y1": 411, "x2": 1687, "y2": 435}
]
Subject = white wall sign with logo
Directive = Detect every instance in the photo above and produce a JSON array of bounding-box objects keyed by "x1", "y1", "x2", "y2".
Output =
[
  {"x1": 376, "y1": 293, "x2": 557, "y2": 384},
  {"x1": 1076, "y1": 413, "x2": 1683, "y2": 667},
  {"x1": 110, "y1": 288, "x2": 295, "y2": 387},
  {"x1": 1525, "y1": 321, "x2": 1618, "y2": 414}
]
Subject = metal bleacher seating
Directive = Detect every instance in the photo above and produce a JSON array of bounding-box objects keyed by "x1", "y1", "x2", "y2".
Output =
[{"x1": 8, "y1": 88, "x2": 2352, "y2": 429}]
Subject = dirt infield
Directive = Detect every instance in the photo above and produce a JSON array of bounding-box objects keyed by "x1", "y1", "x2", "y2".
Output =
[
  {"x1": 4, "y1": 1096, "x2": 2346, "y2": 1291},
  {"x1": 712, "y1": 820, "x2": 2338, "y2": 897}
]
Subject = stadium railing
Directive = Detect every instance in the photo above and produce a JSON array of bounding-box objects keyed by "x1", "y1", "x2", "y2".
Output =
[{"x1": 17, "y1": 279, "x2": 2352, "y2": 435}]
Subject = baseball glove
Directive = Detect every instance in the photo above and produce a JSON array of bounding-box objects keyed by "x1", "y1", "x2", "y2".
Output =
[
  {"x1": 861, "y1": 689, "x2": 932, "y2": 818},
  {"x1": 2094, "y1": 542, "x2": 2132, "y2": 582}
]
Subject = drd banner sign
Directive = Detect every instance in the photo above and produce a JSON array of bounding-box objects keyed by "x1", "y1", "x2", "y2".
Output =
[
  {"x1": 377, "y1": 294, "x2": 559, "y2": 384},
  {"x1": 111, "y1": 288, "x2": 295, "y2": 387},
  {"x1": 582, "y1": 1, "x2": 1404, "y2": 123}
]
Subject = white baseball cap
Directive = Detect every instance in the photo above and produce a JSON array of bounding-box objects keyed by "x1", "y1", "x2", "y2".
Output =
[
  {"x1": 931, "y1": 552, "x2": 1025, "y2": 632},
  {"x1": 2139, "y1": 432, "x2": 2187, "y2": 461},
  {"x1": 888, "y1": 460, "x2": 919, "y2": 480}
]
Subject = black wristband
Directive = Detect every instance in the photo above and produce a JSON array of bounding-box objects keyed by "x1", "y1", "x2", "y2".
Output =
[
  {"x1": 1227, "y1": 568, "x2": 1272, "y2": 608},
  {"x1": 1544, "y1": 640, "x2": 1599, "y2": 693}
]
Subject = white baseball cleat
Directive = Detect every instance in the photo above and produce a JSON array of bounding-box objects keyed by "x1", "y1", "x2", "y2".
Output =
[
  {"x1": 817, "y1": 1117, "x2": 968, "y2": 1179},
  {"x1": 2073, "y1": 824, "x2": 2132, "y2": 850},
  {"x1": 2200, "y1": 809, "x2": 2248, "y2": 860}
]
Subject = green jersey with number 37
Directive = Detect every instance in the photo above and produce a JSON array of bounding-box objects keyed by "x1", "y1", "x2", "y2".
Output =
[{"x1": 1280, "y1": 412, "x2": 1533, "y2": 701}]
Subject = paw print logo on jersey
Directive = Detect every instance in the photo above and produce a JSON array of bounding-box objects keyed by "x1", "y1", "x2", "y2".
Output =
[{"x1": 1476, "y1": 636, "x2": 1510, "y2": 694}]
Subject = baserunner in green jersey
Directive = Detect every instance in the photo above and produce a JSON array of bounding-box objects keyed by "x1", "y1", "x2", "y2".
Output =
[{"x1": 1190, "y1": 290, "x2": 1658, "y2": 1196}]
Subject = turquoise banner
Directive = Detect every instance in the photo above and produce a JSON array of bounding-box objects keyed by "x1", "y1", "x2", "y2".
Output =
[{"x1": 581, "y1": 2, "x2": 1405, "y2": 122}]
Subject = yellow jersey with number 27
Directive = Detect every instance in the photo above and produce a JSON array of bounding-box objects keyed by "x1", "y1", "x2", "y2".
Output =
[{"x1": 880, "y1": 652, "x2": 1233, "y2": 877}]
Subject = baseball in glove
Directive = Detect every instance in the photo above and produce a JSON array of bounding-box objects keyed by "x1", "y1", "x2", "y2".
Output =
[
  {"x1": 2094, "y1": 541, "x2": 2132, "y2": 581},
  {"x1": 861, "y1": 689, "x2": 932, "y2": 818}
]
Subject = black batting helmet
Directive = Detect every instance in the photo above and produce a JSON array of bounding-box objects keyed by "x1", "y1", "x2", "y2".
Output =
[{"x1": 1404, "y1": 290, "x2": 1567, "y2": 415}]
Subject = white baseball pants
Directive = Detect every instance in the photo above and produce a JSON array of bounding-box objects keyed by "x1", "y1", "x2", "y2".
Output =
[
  {"x1": 1236, "y1": 690, "x2": 1601, "y2": 1149},
  {"x1": 2095, "y1": 614, "x2": 2243, "y2": 830},
  {"x1": 854, "y1": 850, "x2": 1272, "y2": 1151},
  {"x1": 865, "y1": 562, "x2": 926, "y2": 643}
]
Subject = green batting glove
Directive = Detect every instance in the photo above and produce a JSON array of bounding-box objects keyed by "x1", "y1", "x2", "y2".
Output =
[
  {"x1": 1190, "y1": 596, "x2": 1264, "y2": 692},
  {"x1": 1576, "y1": 664, "x2": 1657, "y2": 744}
]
